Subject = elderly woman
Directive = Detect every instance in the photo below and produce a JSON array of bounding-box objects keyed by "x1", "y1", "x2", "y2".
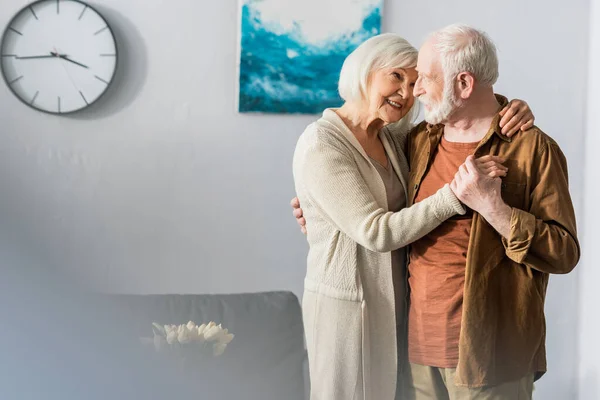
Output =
[{"x1": 292, "y1": 33, "x2": 533, "y2": 400}]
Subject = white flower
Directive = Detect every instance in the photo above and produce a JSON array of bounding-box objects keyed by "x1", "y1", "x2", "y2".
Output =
[
  {"x1": 177, "y1": 325, "x2": 194, "y2": 344},
  {"x1": 203, "y1": 324, "x2": 224, "y2": 342},
  {"x1": 219, "y1": 332, "x2": 235, "y2": 345},
  {"x1": 164, "y1": 324, "x2": 177, "y2": 337},
  {"x1": 205, "y1": 322, "x2": 216, "y2": 332},
  {"x1": 195, "y1": 325, "x2": 206, "y2": 343},
  {"x1": 166, "y1": 330, "x2": 178, "y2": 344},
  {"x1": 149, "y1": 321, "x2": 232, "y2": 350},
  {"x1": 213, "y1": 343, "x2": 227, "y2": 357},
  {"x1": 188, "y1": 327, "x2": 201, "y2": 342}
]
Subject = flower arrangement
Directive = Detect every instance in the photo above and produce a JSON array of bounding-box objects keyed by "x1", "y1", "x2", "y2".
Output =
[{"x1": 147, "y1": 321, "x2": 234, "y2": 357}]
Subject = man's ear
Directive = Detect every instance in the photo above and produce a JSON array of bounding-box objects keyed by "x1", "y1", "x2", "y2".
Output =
[{"x1": 457, "y1": 72, "x2": 475, "y2": 99}]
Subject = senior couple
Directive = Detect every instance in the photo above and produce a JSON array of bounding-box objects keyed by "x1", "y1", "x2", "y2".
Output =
[{"x1": 290, "y1": 23, "x2": 580, "y2": 400}]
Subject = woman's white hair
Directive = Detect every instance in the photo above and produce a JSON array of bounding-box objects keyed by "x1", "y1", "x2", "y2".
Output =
[
  {"x1": 430, "y1": 24, "x2": 499, "y2": 87},
  {"x1": 338, "y1": 33, "x2": 420, "y2": 126}
]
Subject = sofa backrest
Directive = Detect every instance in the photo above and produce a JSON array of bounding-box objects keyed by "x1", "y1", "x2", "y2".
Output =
[{"x1": 104, "y1": 291, "x2": 306, "y2": 400}]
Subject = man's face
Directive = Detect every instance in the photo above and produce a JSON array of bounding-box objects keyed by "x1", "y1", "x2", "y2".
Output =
[{"x1": 414, "y1": 40, "x2": 458, "y2": 125}]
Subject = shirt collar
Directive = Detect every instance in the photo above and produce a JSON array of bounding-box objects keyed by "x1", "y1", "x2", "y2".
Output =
[{"x1": 425, "y1": 108, "x2": 512, "y2": 144}]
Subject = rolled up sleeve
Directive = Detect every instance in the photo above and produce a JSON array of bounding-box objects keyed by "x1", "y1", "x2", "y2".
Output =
[{"x1": 501, "y1": 141, "x2": 580, "y2": 274}]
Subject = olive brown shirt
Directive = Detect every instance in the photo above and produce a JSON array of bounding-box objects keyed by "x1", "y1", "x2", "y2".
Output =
[{"x1": 406, "y1": 101, "x2": 580, "y2": 387}]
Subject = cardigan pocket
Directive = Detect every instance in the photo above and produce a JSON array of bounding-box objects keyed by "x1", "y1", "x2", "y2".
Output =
[
  {"x1": 322, "y1": 231, "x2": 362, "y2": 297},
  {"x1": 304, "y1": 278, "x2": 362, "y2": 302},
  {"x1": 302, "y1": 291, "x2": 365, "y2": 399}
]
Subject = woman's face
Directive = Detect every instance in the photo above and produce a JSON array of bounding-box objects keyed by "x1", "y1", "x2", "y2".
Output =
[{"x1": 365, "y1": 67, "x2": 417, "y2": 124}]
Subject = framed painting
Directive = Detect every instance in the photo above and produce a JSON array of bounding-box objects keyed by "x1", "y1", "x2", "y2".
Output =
[{"x1": 237, "y1": 0, "x2": 382, "y2": 114}]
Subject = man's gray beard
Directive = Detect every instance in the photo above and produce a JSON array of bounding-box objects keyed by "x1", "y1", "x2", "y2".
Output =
[{"x1": 421, "y1": 81, "x2": 460, "y2": 125}]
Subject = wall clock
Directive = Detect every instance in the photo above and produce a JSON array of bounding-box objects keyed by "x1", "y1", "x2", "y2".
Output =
[{"x1": 1, "y1": 0, "x2": 118, "y2": 114}]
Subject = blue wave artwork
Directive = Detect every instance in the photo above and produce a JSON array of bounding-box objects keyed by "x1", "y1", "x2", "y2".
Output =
[{"x1": 237, "y1": 0, "x2": 382, "y2": 114}]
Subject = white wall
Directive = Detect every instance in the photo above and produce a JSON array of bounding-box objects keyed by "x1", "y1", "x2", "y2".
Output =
[
  {"x1": 0, "y1": 0, "x2": 315, "y2": 296},
  {"x1": 579, "y1": 0, "x2": 600, "y2": 399},
  {"x1": 0, "y1": 1, "x2": 589, "y2": 398}
]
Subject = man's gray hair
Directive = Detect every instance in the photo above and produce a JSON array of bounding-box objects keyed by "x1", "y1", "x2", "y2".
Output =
[
  {"x1": 430, "y1": 24, "x2": 499, "y2": 87},
  {"x1": 338, "y1": 33, "x2": 418, "y2": 103}
]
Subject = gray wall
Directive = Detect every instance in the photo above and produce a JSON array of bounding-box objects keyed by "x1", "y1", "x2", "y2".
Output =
[
  {"x1": 0, "y1": 1, "x2": 591, "y2": 399},
  {"x1": 579, "y1": 0, "x2": 600, "y2": 399},
  {"x1": 0, "y1": 0, "x2": 313, "y2": 296}
]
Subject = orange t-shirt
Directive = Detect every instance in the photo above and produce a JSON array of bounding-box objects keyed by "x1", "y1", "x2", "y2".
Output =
[{"x1": 408, "y1": 136, "x2": 478, "y2": 368}]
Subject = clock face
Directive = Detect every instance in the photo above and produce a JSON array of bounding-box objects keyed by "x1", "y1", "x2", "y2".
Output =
[{"x1": 1, "y1": 0, "x2": 117, "y2": 114}]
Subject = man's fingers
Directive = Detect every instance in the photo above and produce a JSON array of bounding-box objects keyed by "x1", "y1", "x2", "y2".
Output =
[
  {"x1": 290, "y1": 197, "x2": 300, "y2": 208},
  {"x1": 296, "y1": 217, "x2": 306, "y2": 227},
  {"x1": 293, "y1": 208, "x2": 303, "y2": 218}
]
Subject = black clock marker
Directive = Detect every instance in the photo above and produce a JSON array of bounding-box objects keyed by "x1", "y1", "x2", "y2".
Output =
[
  {"x1": 95, "y1": 75, "x2": 109, "y2": 84},
  {"x1": 94, "y1": 26, "x2": 108, "y2": 35},
  {"x1": 9, "y1": 75, "x2": 23, "y2": 85},
  {"x1": 31, "y1": 91, "x2": 39, "y2": 105},
  {"x1": 58, "y1": 96, "x2": 61, "y2": 113},
  {"x1": 1, "y1": 54, "x2": 17, "y2": 57},
  {"x1": 29, "y1": 6, "x2": 38, "y2": 20},
  {"x1": 79, "y1": 91, "x2": 88, "y2": 105},
  {"x1": 100, "y1": 54, "x2": 116, "y2": 57},
  {"x1": 78, "y1": 5, "x2": 88, "y2": 20},
  {"x1": 57, "y1": 0, "x2": 59, "y2": 14},
  {"x1": 8, "y1": 27, "x2": 23, "y2": 36}
]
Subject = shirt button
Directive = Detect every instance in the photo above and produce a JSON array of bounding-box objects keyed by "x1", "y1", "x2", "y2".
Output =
[{"x1": 414, "y1": 184, "x2": 419, "y2": 190}]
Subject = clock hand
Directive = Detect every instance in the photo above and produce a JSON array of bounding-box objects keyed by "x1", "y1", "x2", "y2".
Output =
[
  {"x1": 16, "y1": 53, "x2": 67, "y2": 59},
  {"x1": 51, "y1": 52, "x2": 89, "y2": 69}
]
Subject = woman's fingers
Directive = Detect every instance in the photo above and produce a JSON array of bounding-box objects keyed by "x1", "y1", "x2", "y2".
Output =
[{"x1": 476, "y1": 155, "x2": 506, "y2": 164}]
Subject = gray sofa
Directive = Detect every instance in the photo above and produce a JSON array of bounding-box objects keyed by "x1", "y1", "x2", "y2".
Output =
[
  {"x1": 1, "y1": 248, "x2": 307, "y2": 399},
  {"x1": 102, "y1": 291, "x2": 307, "y2": 400}
]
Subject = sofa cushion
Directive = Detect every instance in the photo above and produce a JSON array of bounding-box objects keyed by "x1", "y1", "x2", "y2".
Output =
[{"x1": 104, "y1": 291, "x2": 306, "y2": 400}]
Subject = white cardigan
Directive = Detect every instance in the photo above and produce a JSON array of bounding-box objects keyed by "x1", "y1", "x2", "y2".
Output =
[{"x1": 293, "y1": 109, "x2": 464, "y2": 400}]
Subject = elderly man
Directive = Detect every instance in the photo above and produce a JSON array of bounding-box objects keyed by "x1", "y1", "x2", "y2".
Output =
[{"x1": 292, "y1": 24, "x2": 580, "y2": 399}]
